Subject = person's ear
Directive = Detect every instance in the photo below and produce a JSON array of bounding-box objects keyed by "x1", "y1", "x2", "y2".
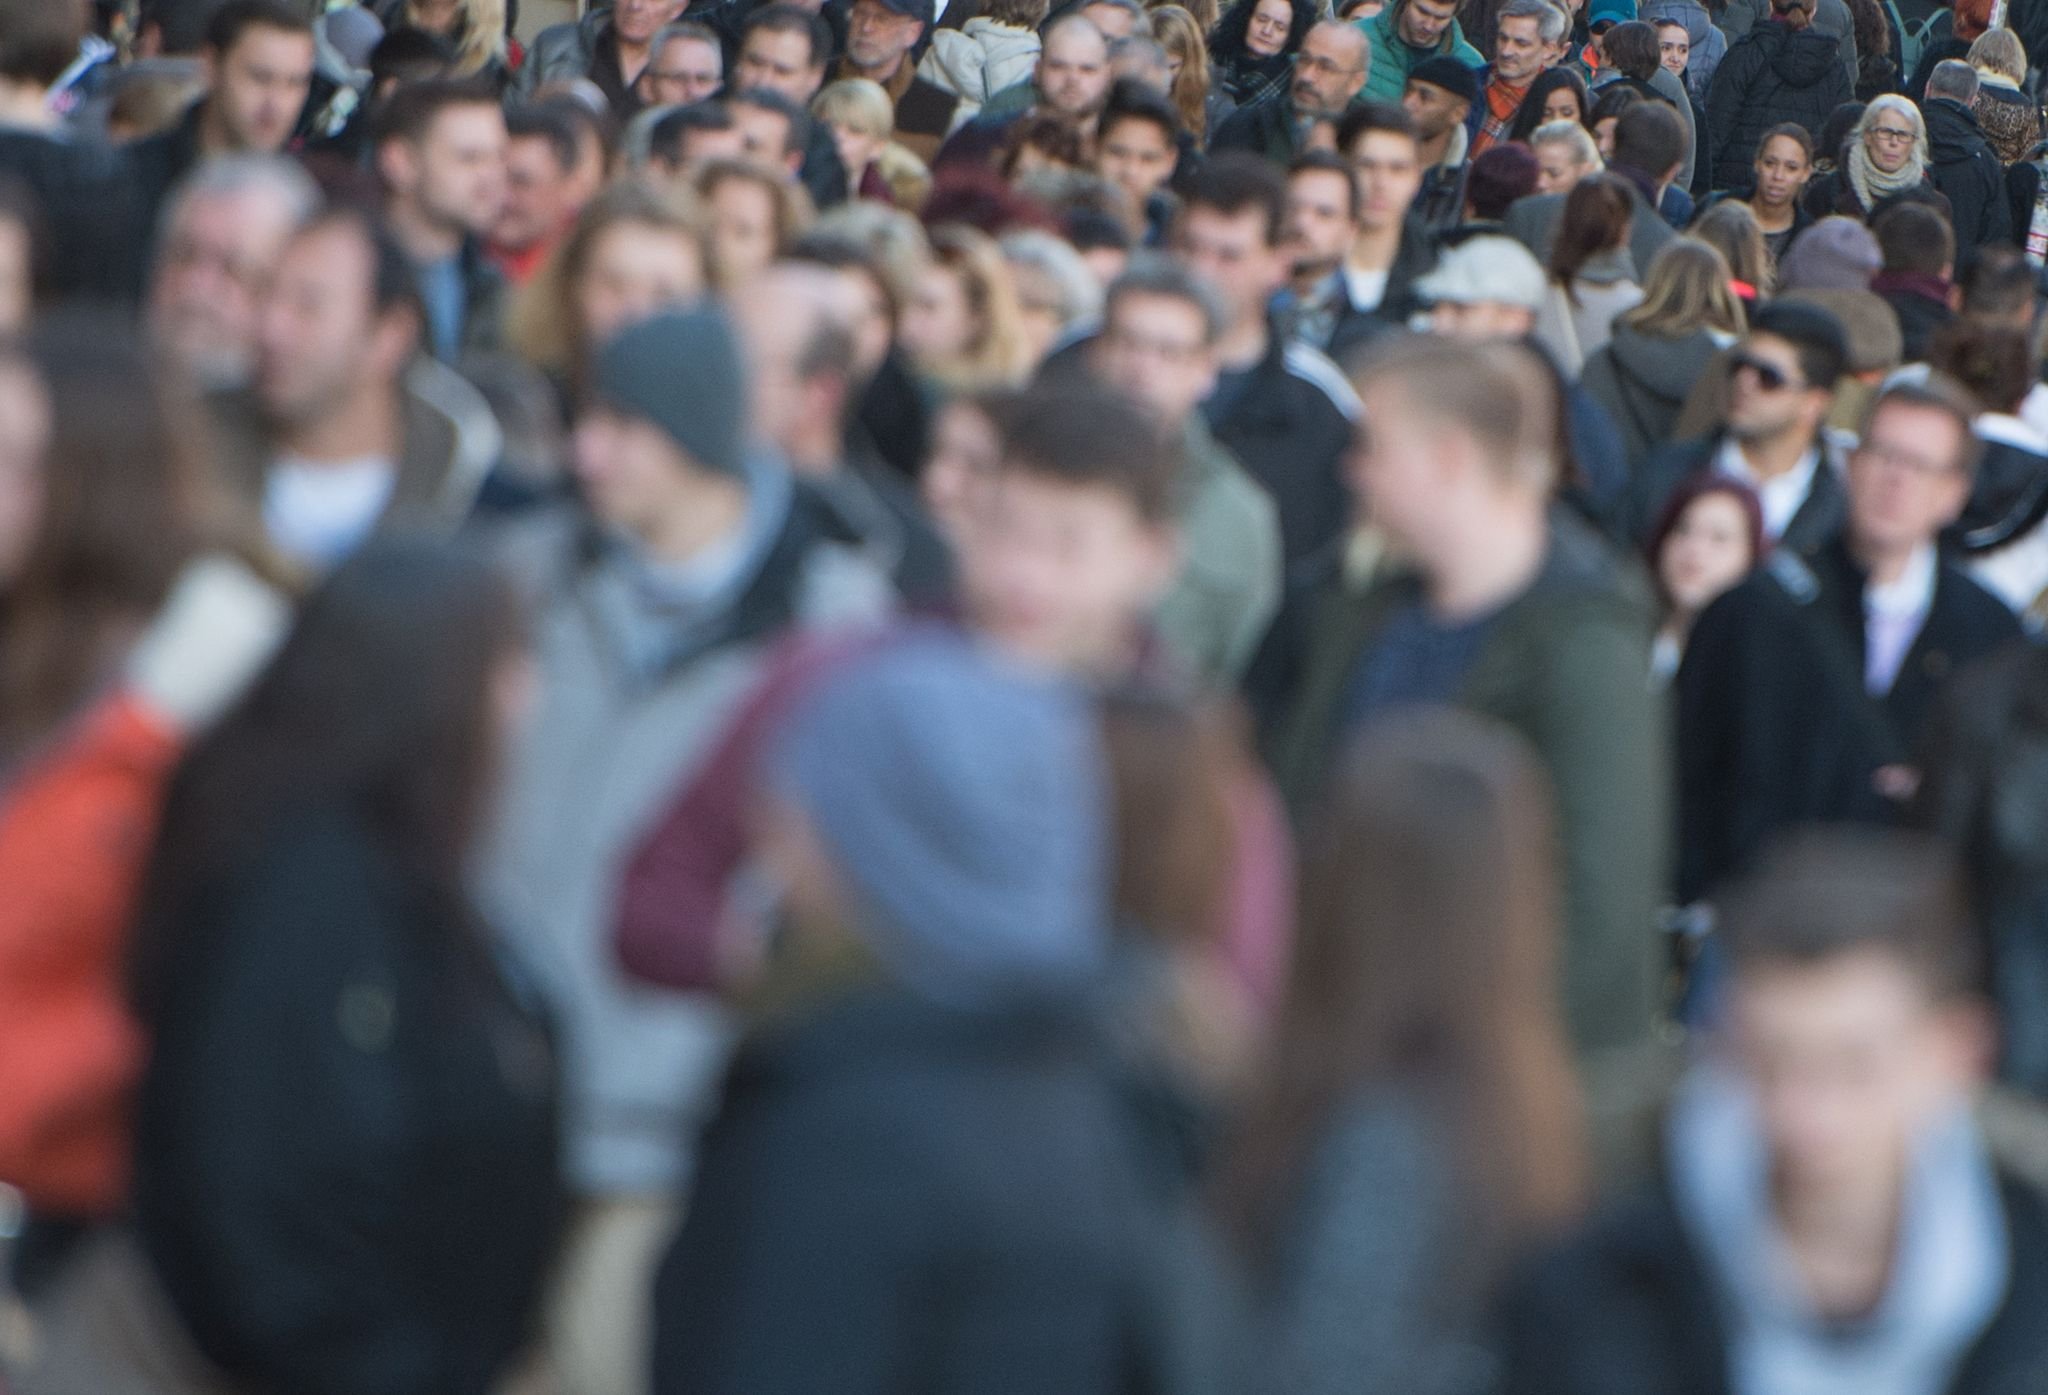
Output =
[
  {"x1": 1933, "y1": 997, "x2": 1997, "y2": 1088},
  {"x1": 376, "y1": 138, "x2": 420, "y2": 194}
]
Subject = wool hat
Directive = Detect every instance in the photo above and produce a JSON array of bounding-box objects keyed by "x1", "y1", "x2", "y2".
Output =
[
  {"x1": 1588, "y1": 0, "x2": 1637, "y2": 29},
  {"x1": 1413, "y1": 234, "x2": 1549, "y2": 310},
  {"x1": 769, "y1": 627, "x2": 1110, "y2": 1008},
  {"x1": 590, "y1": 308, "x2": 748, "y2": 478},
  {"x1": 1408, "y1": 55, "x2": 1480, "y2": 106},
  {"x1": 1777, "y1": 215, "x2": 1883, "y2": 292}
]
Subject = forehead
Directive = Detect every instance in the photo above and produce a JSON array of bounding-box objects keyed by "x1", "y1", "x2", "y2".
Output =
[
  {"x1": 1045, "y1": 23, "x2": 1109, "y2": 59},
  {"x1": 1730, "y1": 948, "x2": 1932, "y2": 1034},
  {"x1": 1290, "y1": 167, "x2": 1352, "y2": 203},
  {"x1": 661, "y1": 33, "x2": 720, "y2": 60},
  {"x1": 283, "y1": 222, "x2": 373, "y2": 286},
  {"x1": 425, "y1": 101, "x2": 506, "y2": 144},
  {"x1": 1180, "y1": 202, "x2": 1265, "y2": 244},
  {"x1": 1306, "y1": 23, "x2": 1362, "y2": 53},
  {"x1": 1655, "y1": 20, "x2": 1688, "y2": 36},
  {"x1": 221, "y1": 24, "x2": 315, "y2": 65},
  {"x1": 1866, "y1": 399, "x2": 1964, "y2": 452},
  {"x1": 1349, "y1": 129, "x2": 1418, "y2": 163},
  {"x1": 1109, "y1": 288, "x2": 1205, "y2": 334},
  {"x1": 744, "y1": 26, "x2": 815, "y2": 60},
  {"x1": 1745, "y1": 331, "x2": 1802, "y2": 367}
]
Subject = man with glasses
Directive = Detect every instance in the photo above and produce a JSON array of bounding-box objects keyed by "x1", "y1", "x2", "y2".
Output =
[
  {"x1": 832, "y1": 0, "x2": 959, "y2": 163},
  {"x1": 1632, "y1": 302, "x2": 1853, "y2": 554},
  {"x1": 636, "y1": 21, "x2": 724, "y2": 108},
  {"x1": 1672, "y1": 377, "x2": 2019, "y2": 903},
  {"x1": 1212, "y1": 19, "x2": 1371, "y2": 165}
]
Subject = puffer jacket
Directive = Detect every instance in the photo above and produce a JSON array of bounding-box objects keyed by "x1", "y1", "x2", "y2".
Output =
[
  {"x1": 1578, "y1": 323, "x2": 1728, "y2": 472},
  {"x1": 1639, "y1": 0, "x2": 1726, "y2": 100},
  {"x1": 1704, "y1": 21, "x2": 1851, "y2": 192},
  {"x1": 1925, "y1": 95, "x2": 2013, "y2": 250},
  {"x1": 917, "y1": 17, "x2": 1039, "y2": 106}
]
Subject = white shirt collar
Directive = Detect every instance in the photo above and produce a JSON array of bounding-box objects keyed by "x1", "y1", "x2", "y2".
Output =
[
  {"x1": 1715, "y1": 438, "x2": 1820, "y2": 541},
  {"x1": 1976, "y1": 412, "x2": 2048, "y2": 455},
  {"x1": 1867, "y1": 541, "x2": 1938, "y2": 620}
]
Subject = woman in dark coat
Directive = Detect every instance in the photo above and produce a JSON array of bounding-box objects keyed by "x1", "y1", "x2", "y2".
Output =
[
  {"x1": 128, "y1": 541, "x2": 564, "y2": 1395},
  {"x1": 1804, "y1": 93, "x2": 1946, "y2": 220},
  {"x1": 1704, "y1": 0, "x2": 1852, "y2": 192},
  {"x1": 1208, "y1": 0, "x2": 1316, "y2": 108}
]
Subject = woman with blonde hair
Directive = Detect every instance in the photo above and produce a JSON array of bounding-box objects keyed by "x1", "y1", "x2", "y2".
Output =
[
  {"x1": 508, "y1": 179, "x2": 710, "y2": 398},
  {"x1": 1689, "y1": 198, "x2": 1773, "y2": 304},
  {"x1": 1580, "y1": 238, "x2": 1746, "y2": 468},
  {"x1": 898, "y1": 224, "x2": 1034, "y2": 392},
  {"x1": 694, "y1": 158, "x2": 816, "y2": 291},
  {"x1": 1148, "y1": 5, "x2": 1229, "y2": 142},
  {"x1": 385, "y1": 0, "x2": 509, "y2": 84},
  {"x1": 1967, "y1": 28, "x2": 2040, "y2": 166},
  {"x1": 811, "y1": 78, "x2": 898, "y2": 204},
  {"x1": 1529, "y1": 119, "x2": 1602, "y2": 196}
]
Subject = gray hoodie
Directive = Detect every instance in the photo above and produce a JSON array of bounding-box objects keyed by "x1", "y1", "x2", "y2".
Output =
[
  {"x1": 1640, "y1": 0, "x2": 1729, "y2": 99},
  {"x1": 1579, "y1": 322, "x2": 1731, "y2": 470}
]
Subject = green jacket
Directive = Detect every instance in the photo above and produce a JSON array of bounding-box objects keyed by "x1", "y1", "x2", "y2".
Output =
[
  {"x1": 1268, "y1": 509, "x2": 1669, "y2": 1054},
  {"x1": 1357, "y1": 6, "x2": 1485, "y2": 104},
  {"x1": 1155, "y1": 417, "x2": 1283, "y2": 687}
]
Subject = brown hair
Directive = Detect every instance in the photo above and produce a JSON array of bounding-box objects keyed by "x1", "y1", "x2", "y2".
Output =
[
  {"x1": 1548, "y1": 172, "x2": 1633, "y2": 303},
  {"x1": 1149, "y1": 5, "x2": 1215, "y2": 139},
  {"x1": 1354, "y1": 334, "x2": 1563, "y2": 492},
  {"x1": 1928, "y1": 321, "x2": 2032, "y2": 419},
  {"x1": 1100, "y1": 690, "x2": 1242, "y2": 953},
  {"x1": 1214, "y1": 708, "x2": 1587, "y2": 1268},
  {"x1": 1689, "y1": 199, "x2": 1773, "y2": 296}
]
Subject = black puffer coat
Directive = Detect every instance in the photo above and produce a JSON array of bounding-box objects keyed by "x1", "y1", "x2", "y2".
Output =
[
  {"x1": 1925, "y1": 96, "x2": 2013, "y2": 250},
  {"x1": 1704, "y1": 21, "x2": 1853, "y2": 191}
]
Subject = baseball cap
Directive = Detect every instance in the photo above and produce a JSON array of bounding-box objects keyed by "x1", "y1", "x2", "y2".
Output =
[{"x1": 1413, "y1": 235, "x2": 1549, "y2": 311}]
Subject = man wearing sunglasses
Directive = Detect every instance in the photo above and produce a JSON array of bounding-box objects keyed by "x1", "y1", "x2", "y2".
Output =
[
  {"x1": 1632, "y1": 301, "x2": 1852, "y2": 554},
  {"x1": 1671, "y1": 375, "x2": 2020, "y2": 904}
]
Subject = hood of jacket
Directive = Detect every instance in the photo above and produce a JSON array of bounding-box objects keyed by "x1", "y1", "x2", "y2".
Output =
[
  {"x1": 1755, "y1": 22, "x2": 1842, "y2": 88},
  {"x1": 1924, "y1": 96, "x2": 1989, "y2": 163},
  {"x1": 1606, "y1": 322, "x2": 1720, "y2": 400},
  {"x1": 959, "y1": 14, "x2": 1041, "y2": 58},
  {"x1": 1639, "y1": 0, "x2": 1711, "y2": 46}
]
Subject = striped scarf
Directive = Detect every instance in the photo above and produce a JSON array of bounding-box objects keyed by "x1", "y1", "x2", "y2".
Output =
[{"x1": 1473, "y1": 76, "x2": 1530, "y2": 154}]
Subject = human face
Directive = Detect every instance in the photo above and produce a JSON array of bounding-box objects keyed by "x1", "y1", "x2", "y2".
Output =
[
  {"x1": 1398, "y1": 0, "x2": 1458, "y2": 49},
  {"x1": 899, "y1": 263, "x2": 978, "y2": 367},
  {"x1": 736, "y1": 28, "x2": 825, "y2": 103},
  {"x1": 1593, "y1": 114, "x2": 1618, "y2": 161},
  {"x1": 1039, "y1": 23, "x2": 1112, "y2": 117},
  {"x1": 614, "y1": 0, "x2": 687, "y2": 46},
  {"x1": 575, "y1": 220, "x2": 705, "y2": 354},
  {"x1": 961, "y1": 466, "x2": 1176, "y2": 674},
  {"x1": 1283, "y1": 167, "x2": 1359, "y2": 275},
  {"x1": 1097, "y1": 116, "x2": 1177, "y2": 207},
  {"x1": 1659, "y1": 491, "x2": 1755, "y2": 617},
  {"x1": 675, "y1": 125, "x2": 749, "y2": 171},
  {"x1": 0, "y1": 359, "x2": 49, "y2": 587},
  {"x1": 1534, "y1": 138, "x2": 1589, "y2": 195},
  {"x1": 1172, "y1": 204, "x2": 1287, "y2": 331},
  {"x1": 828, "y1": 119, "x2": 886, "y2": 180},
  {"x1": 410, "y1": 103, "x2": 509, "y2": 239},
  {"x1": 1402, "y1": 79, "x2": 1468, "y2": 141},
  {"x1": 1348, "y1": 128, "x2": 1423, "y2": 232},
  {"x1": 1541, "y1": 83, "x2": 1582, "y2": 125},
  {"x1": 732, "y1": 102, "x2": 798, "y2": 173},
  {"x1": 1081, "y1": 0, "x2": 1139, "y2": 38},
  {"x1": 572, "y1": 405, "x2": 698, "y2": 538},
  {"x1": 846, "y1": 0, "x2": 923, "y2": 76},
  {"x1": 149, "y1": 187, "x2": 302, "y2": 389},
  {"x1": 256, "y1": 224, "x2": 390, "y2": 429},
  {"x1": 922, "y1": 398, "x2": 1003, "y2": 542},
  {"x1": 1245, "y1": 0, "x2": 1293, "y2": 58},
  {"x1": 1096, "y1": 291, "x2": 1217, "y2": 422},
  {"x1": 205, "y1": 25, "x2": 315, "y2": 153},
  {"x1": 1293, "y1": 24, "x2": 1367, "y2": 117},
  {"x1": 641, "y1": 34, "x2": 723, "y2": 106},
  {"x1": 1656, "y1": 22, "x2": 1689, "y2": 76},
  {"x1": 1493, "y1": 14, "x2": 1549, "y2": 84},
  {"x1": 1726, "y1": 332, "x2": 1823, "y2": 444},
  {"x1": 1730, "y1": 950, "x2": 1979, "y2": 1205},
  {"x1": 707, "y1": 178, "x2": 780, "y2": 287},
  {"x1": 1863, "y1": 110, "x2": 1918, "y2": 175},
  {"x1": 1848, "y1": 401, "x2": 1971, "y2": 559},
  {"x1": 1753, "y1": 133, "x2": 1812, "y2": 209},
  {"x1": 1351, "y1": 382, "x2": 1457, "y2": 553},
  {"x1": 496, "y1": 134, "x2": 577, "y2": 253}
]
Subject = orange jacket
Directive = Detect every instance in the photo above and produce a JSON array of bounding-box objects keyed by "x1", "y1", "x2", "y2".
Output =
[{"x1": 0, "y1": 696, "x2": 178, "y2": 1216}]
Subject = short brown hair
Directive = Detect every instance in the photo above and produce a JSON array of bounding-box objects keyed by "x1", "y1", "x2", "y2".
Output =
[
  {"x1": 1717, "y1": 828, "x2": 1981, "y2": 1000},
  {"x1": 997, "y1": 383, "x2": 1182, "y2": 524},
  {"x1": 1353, "y1": 335, "x2": 1562, "y2": 492}
]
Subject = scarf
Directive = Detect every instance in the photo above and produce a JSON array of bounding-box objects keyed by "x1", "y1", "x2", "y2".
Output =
[
  {"x1": 1474, "y1": 76, "x2": 1529, "y2": 154},
  {"x1": 1666, "y1": 1063, "x2": 2010, "y2": 1395},
  {"x1": 1847, "y1": 135, "x2": 1925, "y2": 213}
]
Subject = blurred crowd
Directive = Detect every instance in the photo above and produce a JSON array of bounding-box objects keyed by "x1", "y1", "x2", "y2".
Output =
[{"x1": 4, "y1": 0, "x2": 2048, "y2": 1391}]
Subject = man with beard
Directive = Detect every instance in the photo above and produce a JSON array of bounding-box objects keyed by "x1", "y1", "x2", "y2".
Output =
[{"x1": 1211, "y1": 19, "x2": 1369, "y2": 164}]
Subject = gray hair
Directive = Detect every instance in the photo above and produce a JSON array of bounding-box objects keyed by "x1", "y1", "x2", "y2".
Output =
[
  {"x1": 1104, "y1": 251, "x2": 1227, "y2": 345},
  {"x1": 999, "y1": 229, "x2": 1103, "y2": 327},
  {"x1": 158, "y1": 153, "x2": 320, "y2": 245},
  {"x1": 1500, "y1": 0, "x2": 1568, "y2": 46},
  {"x1": 1530, "y1": 118, "x2": 1601, "y2": 171},
  {"x1": 1926, "y1": 59, "x2": 1979, "y2": 104}
]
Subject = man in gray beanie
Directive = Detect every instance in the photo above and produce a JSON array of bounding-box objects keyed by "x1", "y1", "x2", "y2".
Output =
[{"x1": 481, "y1": 304, "x2": 896, "y2": 1393}]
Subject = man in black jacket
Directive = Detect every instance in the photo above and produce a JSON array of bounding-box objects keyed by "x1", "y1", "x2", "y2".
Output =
[
  {"x1": 1870, "y1": 199, "x2": 1957, "y2": 364},
  {"x1": 1502, "y1": 827, "x2": 2048, "y2": 1395},
  {"x1": 1673, "y1": 376, "x2": 2020, "y2": 903},
  {"x1": 1703, "y1": 0, "x2": 1849, "y2": 192},
  {"x1": 1210, "y1": 19, "x2": 1368, "y2": 165},
  {"x1": 1923, "y1": 58, "x2": 2011, "y2": 252}
]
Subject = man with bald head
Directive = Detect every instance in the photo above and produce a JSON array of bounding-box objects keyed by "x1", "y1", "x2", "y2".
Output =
[
  {"x1": 935, "y1": 13, "x2": 1114, "y2": 166},
  {"x1": 733, "y1": 261, "x2": 954, "y2": 603},
  {"x1": 1212, "y1": 20, "x2": 1369, "y2": 164}
]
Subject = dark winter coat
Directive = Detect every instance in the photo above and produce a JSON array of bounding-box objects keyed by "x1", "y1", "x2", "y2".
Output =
[
  {"x1": 1704, "y1": 21, "x2": 1853, "y2": 192},
  {"x1": 1628, "y1": 434, "x2": 1848, "y2": 553},
  {"x1": 1802, "y1": 165, "x2": 1949, "y2": 223},
  {"x1": 1673, "y1": 535, "x2": 2020, "y2": 901},
  {"x1": 651, "y1": 984, "x2": 1243, "y2": 1395},
  {"x1": 1498, "y1": 1168, "x2": 2048, "y2": 1395},
  {"x1": 1871, "y1": 268, "x2": 1956, "y2": 364},
  {"x1": 1924, "y1": 96, "x2": 2014, "y2": 250},
  {"x1": 132, "y1": 804, "x2": 564, "y2": 1395}
]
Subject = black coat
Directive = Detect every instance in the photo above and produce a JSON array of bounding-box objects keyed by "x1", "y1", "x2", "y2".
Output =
[
  {"x1": 1499, "y1": 1168, "x2": 2048, "y2": 1395},
  {"x1": 651, "y1": 985, "x2": 1241, "y2": 1395},
  {"x1": 1704, "y1": 21, "x2": 1851, "y2": 192},
  {"x1": 1209, "y1": 92, "x2": 1304, "y2": 166},
  {"x1": 1322, "y1": 214, "x2": 1438, "y2": 365},
  {"x1": 133, "y1": 805, "x2": 564, "y2": 1395},
  {"x1": 1202, "y1": 326, "x2": 1358, "y2": 569},
  {"x1": 1872, "y1": 272, "x2": 1956, "y2": 365},
  {"x1": 1674, "y1": 536, "x2": 2020, "y2": 901},
  {"x1": 1925, "y1": 97, "x2": 2013, "y2": 250},
  {"x1": 1629, "y1": 435, "x2": 1847, "y2": 554}
]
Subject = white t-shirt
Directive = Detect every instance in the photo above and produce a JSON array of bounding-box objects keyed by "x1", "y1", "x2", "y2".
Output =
[
  {"x1": 264, "y1": 454, "x2": 398, "y2": 570},
  {"x1": 1864, "y1": 542, "x2": 1937, "y2": 697},
  {"x1": 1342, "y1": 263, "x2": 1391, "y2": 315}
]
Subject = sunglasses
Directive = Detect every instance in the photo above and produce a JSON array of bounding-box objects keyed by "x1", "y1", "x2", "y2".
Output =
[{"x1": 1731, "y1": 352, "x2": 1805, "y2": 393}]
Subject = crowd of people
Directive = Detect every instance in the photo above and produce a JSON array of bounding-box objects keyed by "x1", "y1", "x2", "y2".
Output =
[{"x1": 4, "y1": 0, "x2": 2048, "y2": 1389}]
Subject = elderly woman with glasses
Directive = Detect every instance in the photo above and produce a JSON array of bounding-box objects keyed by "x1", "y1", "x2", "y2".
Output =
[{"x1": 1803, "y1": 94, "x2": 1946, "y2": 223}]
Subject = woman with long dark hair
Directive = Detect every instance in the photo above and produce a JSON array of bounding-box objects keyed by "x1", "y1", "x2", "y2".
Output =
[
  {"x1": 1507, "y1": 65, "x2": 1592, "y2": 145},
  {"x1": 1536, "y1": 172, "x2": 1642, "y2": 373},
  {"x1": 1208, "y1": 0, "x2": 1315, "y2": 108},
  {"x1": 124, "y1": 541, "x2": 563, "y2": 1395},
  {"x1": 1216, "y1": 707, "x2": 1588, "y2": 1395}
]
